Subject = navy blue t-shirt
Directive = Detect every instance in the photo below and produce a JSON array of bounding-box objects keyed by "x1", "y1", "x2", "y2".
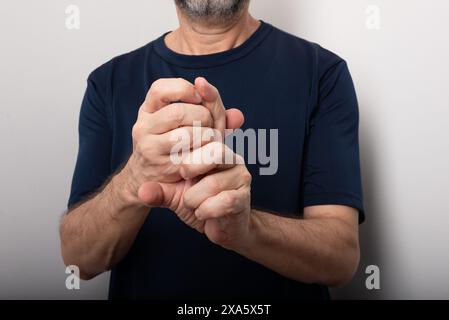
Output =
[{"x1": 68, "y1": 21, "x2": 364, "y2": 300}]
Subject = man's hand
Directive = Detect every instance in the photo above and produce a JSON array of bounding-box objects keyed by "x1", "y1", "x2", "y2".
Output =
[
  {"x1": 135, "y1": 77, "x2": 253, "y2": 244},
  {"x1": 123, "y1": 77, "x2": 245, "y2": 231},
  {"x1": 183, "y1": 162, "x2": 253, "y2": 250}
]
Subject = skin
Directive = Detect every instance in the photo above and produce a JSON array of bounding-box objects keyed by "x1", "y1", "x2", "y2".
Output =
[{"x1": 60, "y1": 2, "x2": 360, "y2": 287}]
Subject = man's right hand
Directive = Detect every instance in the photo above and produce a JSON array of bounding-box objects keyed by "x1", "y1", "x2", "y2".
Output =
[{"x1": 60, "y1": 77, "x2": 244, "y2": 277}]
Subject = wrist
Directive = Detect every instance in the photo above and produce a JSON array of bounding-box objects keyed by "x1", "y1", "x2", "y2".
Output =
[
  {"x1": 233, "y1": 209, "x2": 259, "y2": 256},
  {"x1": 112, "y1": 159, "x2": 144, "y2": 209}
]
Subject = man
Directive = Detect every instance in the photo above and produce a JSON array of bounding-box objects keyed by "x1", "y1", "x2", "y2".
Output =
[{"x1": 60, "y1": 0, "x2": 364, "y2": 300}]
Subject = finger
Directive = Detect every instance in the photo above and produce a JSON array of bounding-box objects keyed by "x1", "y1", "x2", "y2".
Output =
[
  {"x1": 225, "y1": 108, "x2": 245, "y2": 130},
  {"x1": 133, "y1": 106, "x2": 243, "y2": 143},
  {"x1": 179, "y1": 142, "x2": 244, "y2": 180},
  {"x1": 195, "y1": 188, "x2": 250, "y2": 220},
  {"x1": 142, "y1": 78, "x2": 202, "y2": 113},
  {"x1": 156, "y1": 126, "x2": 221, "y2": 154},
  {"x1": 183, "y1": 165, "x2": 251, "y2": 210},
  {"x1": 195, "y1": 77, "x2": 227, "y2": 137},
  {"x1": 143, "y1": 103, "x2": 214, "y2": 135}
]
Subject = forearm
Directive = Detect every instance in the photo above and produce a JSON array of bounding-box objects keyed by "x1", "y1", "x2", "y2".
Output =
[
  {"x1": 60, "y1": 166, "x2": 149, "y2": 280},
  {"x1": 237, "y1": 209, "x2": 360, "y2": 287}
]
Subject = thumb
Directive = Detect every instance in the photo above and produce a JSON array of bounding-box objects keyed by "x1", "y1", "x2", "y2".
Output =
[{"x1": 138, "y1": 181, "x2": 165, "y2": 207}]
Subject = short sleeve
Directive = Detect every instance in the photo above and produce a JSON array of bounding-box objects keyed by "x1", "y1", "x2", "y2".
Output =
[
  {"x1": 67, "y1": 70, "x2": 113, "y2": 208},
  {"x1": 303, "y1": 51, "x2": 365, "y2": 223}
]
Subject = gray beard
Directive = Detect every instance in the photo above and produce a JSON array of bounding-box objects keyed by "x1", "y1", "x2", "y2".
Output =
[{"x1": 175, "y1": 0, "x2": 249, "y2": 25}]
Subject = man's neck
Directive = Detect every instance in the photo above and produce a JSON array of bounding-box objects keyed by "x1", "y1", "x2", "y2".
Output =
[{"x1": 165, "y1": 10, "x2": 260, "y2": 56}]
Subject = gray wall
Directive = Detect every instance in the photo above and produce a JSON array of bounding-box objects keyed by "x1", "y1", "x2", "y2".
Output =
[{"x1": 1, "y1": 0, "x2": 448, "y2": 299}]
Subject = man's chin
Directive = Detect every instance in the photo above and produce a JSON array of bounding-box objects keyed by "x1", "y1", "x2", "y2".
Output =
[{"x1": 175, "y1": 0, "x2": 250, "y2": 26}]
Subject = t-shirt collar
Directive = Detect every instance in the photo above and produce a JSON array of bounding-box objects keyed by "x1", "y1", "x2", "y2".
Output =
[{"x1": 153, "y1": 20, "x2": 273, "y2": 69}]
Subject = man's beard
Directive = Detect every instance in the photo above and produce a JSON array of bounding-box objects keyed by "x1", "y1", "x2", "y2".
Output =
[{"x1": 174, "y1": 0, "x2": 250, "y2": 26}]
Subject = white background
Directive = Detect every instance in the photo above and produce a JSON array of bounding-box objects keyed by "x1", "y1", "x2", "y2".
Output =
[{"x1": 0, "y1": 0, "x2": 448, "y2": 299}]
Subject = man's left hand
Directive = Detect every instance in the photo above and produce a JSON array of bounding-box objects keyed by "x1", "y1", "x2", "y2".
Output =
[{"x1": 183, "y1": 162, "x2": 253, "y2": 251}]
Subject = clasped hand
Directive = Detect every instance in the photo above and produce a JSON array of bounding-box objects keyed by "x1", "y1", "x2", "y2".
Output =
[{"x1": 123, "y1": 77, "x2": 254, "y2": 251}]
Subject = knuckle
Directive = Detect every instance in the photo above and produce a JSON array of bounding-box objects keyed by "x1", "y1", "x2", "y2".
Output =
[
  {"x1": 139, "y1": 101, "x2": 150, "y2": 112},
  {"x1": 151, "y1": 78, "x2": 165, "y2": 89},
  {"x1": 245, "y1": 188, "x2": 251, "y2": 200},
  {"x1": 167, "y1": 103, "x2": 185, "y2": 123},
  {"x1": 206, "y1": 175, "x2": 221, "y2": 194},
  {"x1": 240, "y1": 187, "x2": 251, "y2": 203},
  {"x1": 175, "y1": 77, "x2": 186, "y2": 84},
  {"x1": 221, "y1": 192, "x2": 236, "y2": 209},
  {"x1": 137, "y1": 137, "x2": 154, "y2": 157},
  {"x1": 148, "y1": 79, "x2": 165, "y2": 97},
  {"x1": 241, "y1": 170, "x2": 252, "y2": 185},
  {"x1": 132, "y1": 123, "x2": 143, "y2": 141},
  {"x1": 183, "y1": 193, "x2": 194, "y2": 210},
  {"x1": 175, "y1": 77, "x2": 190, "y2": 90},
  {"x1": 135, "y1": 141, "x2": 146, "y2": 158}
]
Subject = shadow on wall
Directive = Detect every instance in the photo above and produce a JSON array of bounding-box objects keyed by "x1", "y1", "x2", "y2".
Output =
[
  {"x1": 254, "y1": 0, "x2": 384, "y2": 299},
  {"x1": 331, "y1": 109, "x2": 385, "y2": 299},
  {"x1": 251, "y1": 0, "x2": 298, "y2": 30}
]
